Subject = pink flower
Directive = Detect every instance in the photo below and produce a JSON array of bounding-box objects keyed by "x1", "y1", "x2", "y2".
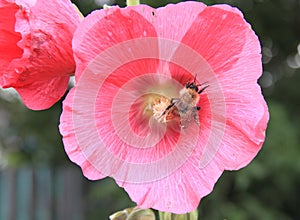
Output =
[
  {"x1": 0, "y1": 0, "x2": 82, "y2": 110},
  {"x1": 59, "y1": 2, "x2": 269, "y2": 214}
]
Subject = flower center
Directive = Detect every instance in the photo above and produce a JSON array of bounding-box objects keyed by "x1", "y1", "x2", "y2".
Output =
[
  {"x1": 143, "y1": 95, "x2": 171, "y2": 122},
  {"x1": 137, "y1": 81, "x2": 183, "y2": 126},
  {"x1": 152, "y1": 96, "x2": 171, "y2": 123},
  {"x1": 142, "y1": 93, "x2": 180, "y2": 126}
]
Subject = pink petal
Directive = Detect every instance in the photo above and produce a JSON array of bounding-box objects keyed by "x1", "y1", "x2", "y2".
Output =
[
  {"x1": 0, "y1": 0, "x2": 22, "y2": 85},
  {"x1": 118, "y1": 117, "x2": 221, "y2": 213},
  {"x1": 211, "y1": 22, "x2": 269, "y2": 170},
  {"x1": 132, "y1": 2, "x2": 206, "y2": 41},
  {"x1": 0, "y1": 0, "x2": 82, "y2": 110},
  {"x1": 181, "y1": 6, "x2": 249, "y2": 74},
  {"x1": 59, "y1": 88, "x2": 105, "y2": 180},
  {"x1": 15, "y1": 75, "x2": 70, "y2": 110},
  {"x1": 72, "y1": 6, "x2": 158, "y2": 80}
]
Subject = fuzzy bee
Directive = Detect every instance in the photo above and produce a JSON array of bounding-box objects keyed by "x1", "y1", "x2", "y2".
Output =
[{"x1": 160, "y1": 76, "x2": 208, "y2": 128}]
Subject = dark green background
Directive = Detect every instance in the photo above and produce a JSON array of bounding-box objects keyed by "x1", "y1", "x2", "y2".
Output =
[{"x1": 0, "y1": 0, "x2": 299, "y2": 219}]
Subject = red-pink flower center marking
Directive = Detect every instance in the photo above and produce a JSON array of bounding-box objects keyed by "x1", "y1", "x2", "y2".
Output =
[{"x1": 72, "y1": 37, "x2": 226, "y2": 183}]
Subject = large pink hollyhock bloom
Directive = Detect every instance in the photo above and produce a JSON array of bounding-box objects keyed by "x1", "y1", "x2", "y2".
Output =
[
  {"x1": 59, "y1": 2, "x2": 269, "y2": 214},
  {"x1": 0, "y1": 0, "x2": 82, "y2": 110}
]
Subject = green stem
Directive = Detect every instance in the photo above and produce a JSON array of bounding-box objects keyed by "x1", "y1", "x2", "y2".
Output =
[
  {"x1": 126, "y1": 0, "x2": 140, "y2": 6},
  {"x1": 158, "y1": 210, "x2": 198, "y2": 220}
]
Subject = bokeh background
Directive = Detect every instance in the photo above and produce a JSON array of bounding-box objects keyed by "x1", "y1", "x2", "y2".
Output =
[{"x1": 0, "y1": 0, "x2": 300, "y2": 219}]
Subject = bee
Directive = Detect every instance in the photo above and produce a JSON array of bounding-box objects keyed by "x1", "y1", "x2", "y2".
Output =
[{"x1": 160, "y1": 76, "x2": 208, "y2": 128}]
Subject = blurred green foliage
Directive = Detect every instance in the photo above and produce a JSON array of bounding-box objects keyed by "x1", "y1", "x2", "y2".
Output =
[{"x1": 1, "y1": 0, "x2": 300, "y2": 219}]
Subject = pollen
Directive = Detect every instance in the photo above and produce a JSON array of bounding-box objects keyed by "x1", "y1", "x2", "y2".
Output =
[
  {"x1": 152, "y1": 96, "x2": 171, "y2": 123},
  {"x1": 140, "y1": 81, "x2": 180, "y2": 124}
]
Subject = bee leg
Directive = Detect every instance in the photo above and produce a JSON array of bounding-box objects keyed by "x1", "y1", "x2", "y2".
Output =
[
  {"x1": 161, "y1": 102, "x2": 175, "y2": 116},
  {"x1": 160, "y1": 98, "x2": 179, "y2": 117},
  {"x1": 193, "y1": 107, "x2": 200, "y2": 127},
  {"x1": 193, "y1": 113, "x2": 200, "y2": 127},
  {"x1": 198, "y1": 85, "x2": 209, "y2": 94}
]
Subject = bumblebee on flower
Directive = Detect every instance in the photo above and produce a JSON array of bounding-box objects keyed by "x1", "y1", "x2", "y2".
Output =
[{"x1": 153, "y1": 76, "x2": 209, "y2": 128}]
